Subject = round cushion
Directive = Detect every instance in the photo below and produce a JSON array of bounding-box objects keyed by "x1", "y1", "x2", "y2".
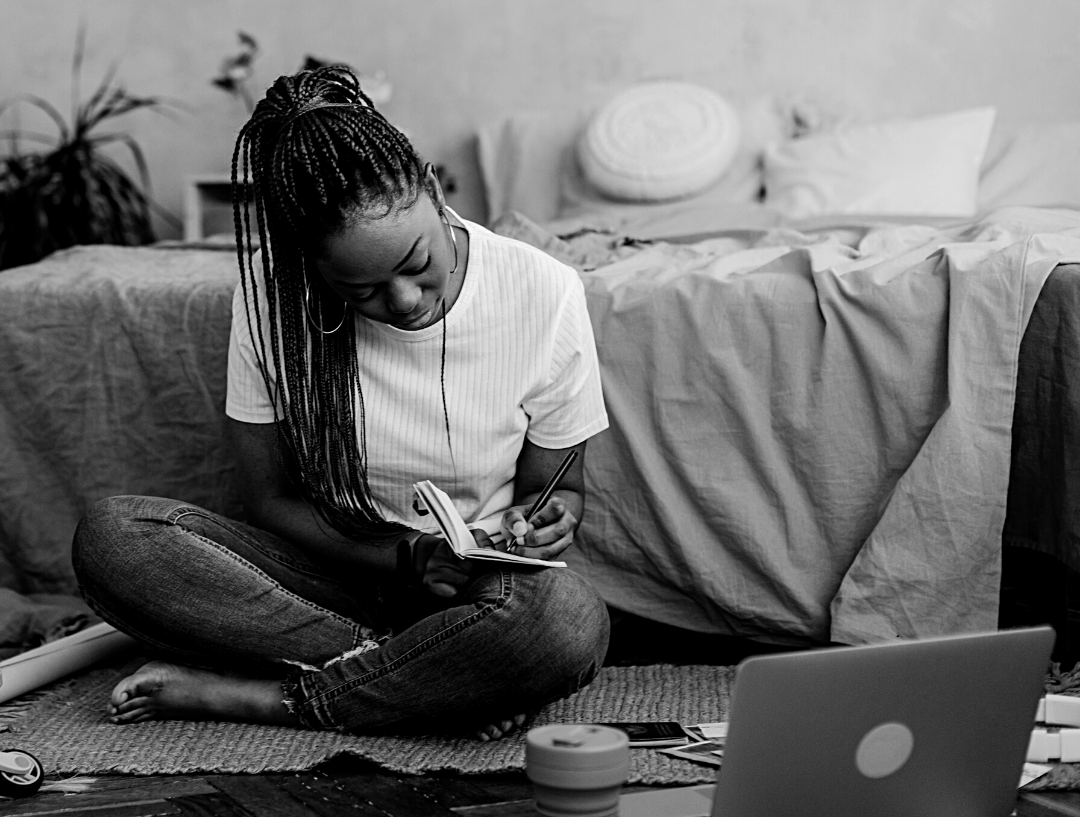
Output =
[{"x1": 577, "y1": 81, "x2": 741, "y2": 203}]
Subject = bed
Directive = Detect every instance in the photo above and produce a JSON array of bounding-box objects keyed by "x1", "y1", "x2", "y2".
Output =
[
  {"x1": 475, "y1": 85, "x2": 1080, "y2": 648},
  {"x1": 2, "y1": 85, "x2": 1080, "y2": 657}
]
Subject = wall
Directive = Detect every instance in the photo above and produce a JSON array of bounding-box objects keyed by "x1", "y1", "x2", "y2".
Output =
[{"x1": 2, "y1": 0, "x2": 1079, "y2": 238}]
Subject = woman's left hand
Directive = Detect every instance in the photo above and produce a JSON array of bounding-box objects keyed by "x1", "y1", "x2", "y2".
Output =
[
  {"x1": 415, "y1": 529, "x2": 505, "y2": 598},
  {"x1": 501, "y1": 497, "x2": 577, "y2": 562}
]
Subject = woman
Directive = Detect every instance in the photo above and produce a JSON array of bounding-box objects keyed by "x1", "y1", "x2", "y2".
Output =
[{"x1": 71, "y1": 66, "x2": 610, "y2": 740}]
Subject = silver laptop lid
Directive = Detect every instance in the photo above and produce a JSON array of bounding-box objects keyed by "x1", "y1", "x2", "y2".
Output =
[{"x1": 711, "y1": 626, "x2": 1054, "y2": 817}]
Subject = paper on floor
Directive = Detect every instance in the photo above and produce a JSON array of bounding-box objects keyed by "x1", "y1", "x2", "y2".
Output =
[{"x1": 0, "y1": 622, "x2": 137, "y2": 703}]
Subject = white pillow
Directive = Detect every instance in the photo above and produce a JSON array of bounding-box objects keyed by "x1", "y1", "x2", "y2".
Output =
[
  {"x1": 577, "y1": 81, "x2": 741, "y2": 203},
  {"x1": 477, "y1": 105, "x2": 594, "y2": 223},
  {"x1": 475, "y1": 95, "x2": 814, "y2": 229},
  {"x1": 978, "y1": 120, "x2": 1080, "y2": 212},
  {"x1": 763, "y1": 107, "x2": 996, "y2": 219}
]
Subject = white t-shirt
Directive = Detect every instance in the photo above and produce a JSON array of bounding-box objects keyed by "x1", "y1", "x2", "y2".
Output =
[{"x1": 225, "y1": 219, "x2": 608, "y2": 532}]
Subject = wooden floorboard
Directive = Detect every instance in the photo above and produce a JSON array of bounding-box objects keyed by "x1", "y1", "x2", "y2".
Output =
[
  {"x1": 1019, "y1": 792, "x2": 1080, "y2": 817},
  {"x1": 196, "y1": 776, "x2": 320, "y2": 817},
  {"x1": 270, "y1": 769, "x2": 422, "y2": 817},
  {"x1": 4, "y1": 755, "x2": 1080, "y2": 816},
  {"x1": 0, "y1": 761, "x2": 543, "y2": 817},
  {"x1": 0, "y1": 798, "x2": 183, "y2": 817},
  {"x1": 448, "y1": 801, "x2": 534, "y2": 817},
  {"x1": 0, "y1": 778, "x2": 215, "y2": 816},
  {"x1": 169, "y1": 794, "x2": 255, "y2": 817}
]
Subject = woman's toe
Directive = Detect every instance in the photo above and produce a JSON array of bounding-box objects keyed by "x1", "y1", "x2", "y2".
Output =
[
  {"x1": 110, "y1": 681, "x2": 133, "y2": 709},
  {"x1": 115, "y1": 696, "x2": 152, "y2": 716},
  {"x1": 112, "y1": 707, "x2": 145, "y2": 724}
]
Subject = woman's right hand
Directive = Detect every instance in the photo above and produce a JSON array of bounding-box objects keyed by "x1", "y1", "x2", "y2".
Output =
[{"x1": 413, "y1": 530, "x2": 501, "y2": 598}]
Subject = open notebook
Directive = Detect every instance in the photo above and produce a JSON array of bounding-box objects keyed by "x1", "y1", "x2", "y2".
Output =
[{"x1": 412, "y1": 480, "x2": 566, "y2": 568}]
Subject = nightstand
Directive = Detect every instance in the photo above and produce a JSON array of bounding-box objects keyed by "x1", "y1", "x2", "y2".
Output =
[{"x1": 184, "y1": 174, "x2": 244, "y2": 241}]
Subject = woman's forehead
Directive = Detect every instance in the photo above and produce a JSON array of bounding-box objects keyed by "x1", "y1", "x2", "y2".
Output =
[{"x1": 318, "y1": 200, "x2": 435, "y2": 283}]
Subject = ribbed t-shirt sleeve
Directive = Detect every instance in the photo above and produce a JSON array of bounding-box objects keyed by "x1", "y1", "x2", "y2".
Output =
[
  {"x1": 523, "y1": 274, "x2": 609, "y2": 448},
  {"x1": 225, "y1": 280, "x2": 279, "y2": 423}
]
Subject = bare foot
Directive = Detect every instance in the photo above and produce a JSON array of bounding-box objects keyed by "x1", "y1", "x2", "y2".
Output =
[
  {"x1": 108, "y1": 660, "x2": 298, "y2": 727},
  {"x1": 474, "y1": 713, "x2": 527, "y2": 742}
]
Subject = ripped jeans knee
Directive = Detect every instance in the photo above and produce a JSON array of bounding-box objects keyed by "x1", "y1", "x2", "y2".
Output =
[{"x1": 283, "y1": 568, "x2": 611, "y2": 733}]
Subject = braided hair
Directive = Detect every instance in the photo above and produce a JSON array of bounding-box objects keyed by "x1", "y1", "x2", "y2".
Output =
[{"x1": 231, "y1": 65, "x2": 429, "y2": 541}]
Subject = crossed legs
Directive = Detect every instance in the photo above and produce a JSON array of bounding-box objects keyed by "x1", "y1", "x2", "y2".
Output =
[{"x1": 72, "y1": 496, "x2": 610, "y2": 735}]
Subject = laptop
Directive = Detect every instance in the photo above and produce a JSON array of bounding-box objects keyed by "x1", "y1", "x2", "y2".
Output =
[{"x1": 619, "y1": 626, "x2": 1055, "y2": 817}]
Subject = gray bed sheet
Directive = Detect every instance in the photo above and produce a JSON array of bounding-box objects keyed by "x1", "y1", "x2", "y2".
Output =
[
  {"x1": 2, "y1": 207, "x2": 1079, "y2": 650},
  {"x1": 499, "y1": 207, "x2": 1080, "y2": 644},
  {"x1": 0, "y1": 245, "x2": 242, "y2": 602}
]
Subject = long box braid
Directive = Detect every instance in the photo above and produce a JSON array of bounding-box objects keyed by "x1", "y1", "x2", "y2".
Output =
[{"x1": 231, "y1": 65, "x2": 431, "y2": 542}]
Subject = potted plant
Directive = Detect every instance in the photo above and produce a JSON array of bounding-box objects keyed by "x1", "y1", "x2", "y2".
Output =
[
  {"x1": 211, "y1": 31, "x2": 260, "y2": 115},
  {"x1": 0, "y1": 31, "x2": 173, "y2": 270}
]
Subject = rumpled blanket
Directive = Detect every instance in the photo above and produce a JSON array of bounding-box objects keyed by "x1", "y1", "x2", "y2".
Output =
[
  {"x1": 1004, "y1": 263, "x2": 1080, "y2": 573},
  {"x1": 0, "y1": 589, "x2": 96, "y2": 658},
  {"x1": 501, "y1": 207, "x2": 1080, "y2": 645},
  {"x1": 4, "y1": 210, "x2": 1080, "y2": 649},
  {"x1": 0, "y1": 245, "x2": 243, "y2": 600}
]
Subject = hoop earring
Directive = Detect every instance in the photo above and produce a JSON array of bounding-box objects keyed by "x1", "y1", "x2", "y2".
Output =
[
  {"x1": 440, "y1": 208, "x2": 460, "y2": 275},
  {"x1": 303, "y1": 275, "x2": 348, "y2": 335}
]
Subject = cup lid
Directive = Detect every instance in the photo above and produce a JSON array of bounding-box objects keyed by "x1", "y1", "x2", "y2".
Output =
[{"x1": 526, "y1": 724, "x2": 630, "y2": 772}]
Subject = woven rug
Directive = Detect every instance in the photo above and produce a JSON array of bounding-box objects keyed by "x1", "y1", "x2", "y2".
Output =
[
  {"x1": 6, "y1": 659, "x2": 1080, "y2": 790},
  {"x1": 0, "y1": 659, "x2": 731, "y2": 785}
]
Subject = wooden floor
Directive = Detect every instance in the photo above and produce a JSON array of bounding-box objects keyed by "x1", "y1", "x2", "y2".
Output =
[
  {"x1": 4, "y1": 613, "x2": 1080, "y2": 815},
  {"x1": 0, "y1": 758, "x2": 542, "y2": 817},
  {"x1": 1, "y1": 757, "x2": 1080, "y2": 817}
]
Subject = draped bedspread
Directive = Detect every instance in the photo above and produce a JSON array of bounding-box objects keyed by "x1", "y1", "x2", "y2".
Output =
[
  {"x1": 2, "y1": 208, "x2": 1080, "y2": 649},
  {"x1": 561, "y1": 207, "x2": 1080, "y2": 644},
  {"x1": 0, "y1": 245, "x2": 243, "y2": 599}
]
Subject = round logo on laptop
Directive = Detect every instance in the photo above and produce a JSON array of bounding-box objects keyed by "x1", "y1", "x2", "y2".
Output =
[{"x1": 855, "y1": 722, "x2": 914, "y2": 779}]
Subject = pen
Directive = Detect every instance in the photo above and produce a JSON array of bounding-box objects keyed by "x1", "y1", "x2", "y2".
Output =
[{"x1": 523, "y1": 449, "x2": 579, "y2": 524}]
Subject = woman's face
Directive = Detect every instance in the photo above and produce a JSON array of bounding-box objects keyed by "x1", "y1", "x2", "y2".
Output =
[{"x1": 313, "y1": 193, "x2": 458, "y2": 330}]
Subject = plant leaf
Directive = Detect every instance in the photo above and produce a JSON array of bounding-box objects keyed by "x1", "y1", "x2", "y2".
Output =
[
  {"x1": 0, "y1": 130, "x2": 59, "y2": 148},
  {"x1": 0, "y1": 94, "x2": 69, "y2": 143},
  {"x1": 95, "y1": 131, "x2": 151, "y2": 193},
  {"x1": 81, "y1": 89, "x2": 169, "y2": 134},
  {"x1": 0, "y1": 28, "x2": 182, "y2": 268},
  {"x1": 71, "y1": 18, "x2": 87, "y2": 124},
  {"x1": 77, "y1": 61, "x2": 120, "y2": 128}
]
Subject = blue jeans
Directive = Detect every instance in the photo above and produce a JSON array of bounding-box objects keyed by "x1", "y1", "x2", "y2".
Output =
[{"x1": 71, "y1": 495, "x2": 610, "y2": 733}]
